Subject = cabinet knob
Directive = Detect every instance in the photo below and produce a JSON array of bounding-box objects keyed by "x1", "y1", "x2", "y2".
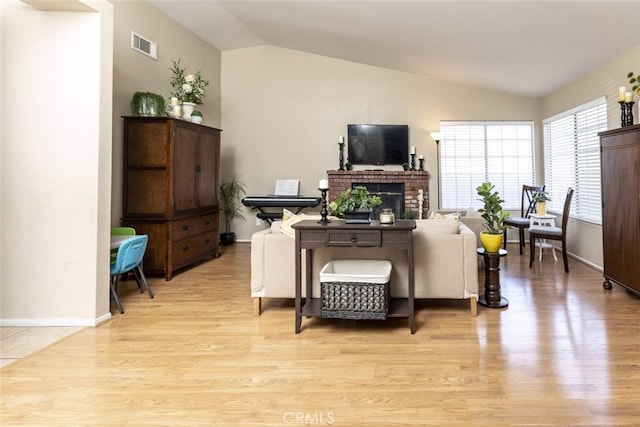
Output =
[
  {"x1": 182, "y1": 245, "x2": 189, "y2": 251},
  {"x1": 182, "y1": 224, "x2": 189, "y2": 231},
  {"x1": 204, "y1": 238, "x2": 210, "y2": 244},
  {"x1": 205, "y1": 220, "x2": 210, "y2": 225},
  {"x1": 195, "y1": 165, "x2": 202, "y2": 172},
  {"x1": 351, "y1": 234, "x2": 358, "y2": 243}
]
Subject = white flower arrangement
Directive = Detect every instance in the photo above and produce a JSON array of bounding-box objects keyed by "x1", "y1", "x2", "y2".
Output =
[{"x1": 170, "y1": 59, "x2": 209, "y2": 105}]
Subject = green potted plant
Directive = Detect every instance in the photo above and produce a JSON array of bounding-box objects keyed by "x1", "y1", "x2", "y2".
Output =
[
  {"x1": 329, "y1": 185, "x2": 382, "y2": 223},
  {"x1": 220, "y1": 174, "x2": 247, "y2": 246},
  {"x1": 531, "y1": 190, "x2": 551, "y2": 215},
  {"x1": 130, "y1": 91, "x2": 166, "y2": 117},
  {"x1": 476, "y1": 181, "x2": 511, "y2": 252},
  {"x1": 190, "y1": 110, "x2": 203, "y2": 124}
]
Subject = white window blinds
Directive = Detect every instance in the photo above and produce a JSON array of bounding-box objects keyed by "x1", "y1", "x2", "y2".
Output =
[
  {"x1": 542, "y1": 97, "x2": 606, "y2": 224},
  {"x1": 440, "y1": 121, "x2": 535, "y2": 210}
]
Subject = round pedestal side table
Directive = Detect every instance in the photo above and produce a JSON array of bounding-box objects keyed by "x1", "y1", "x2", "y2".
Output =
[{"x1": 477, "y1": 248, "x2": 508, "y2": 308}]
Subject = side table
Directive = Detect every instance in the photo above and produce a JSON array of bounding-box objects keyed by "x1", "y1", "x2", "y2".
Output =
[
  {"x1": 529, "y1": 213, "x2": 557, "y2": 261},
  {"x1": 477, "y1": 248, "x2": 508, "y2": 308}
]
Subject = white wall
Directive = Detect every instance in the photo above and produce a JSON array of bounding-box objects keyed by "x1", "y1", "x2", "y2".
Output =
[
  {"x1": 0, "y1": 0, "x2": 113, "y2": 325},
  {"x1": 541, "y1": 45, "x2": 640, "y2": 269},
  {"x1": 221, "y1": 45, "x2": 541, "y2": 242}
]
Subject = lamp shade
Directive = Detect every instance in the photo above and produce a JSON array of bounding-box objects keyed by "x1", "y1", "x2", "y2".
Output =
[{"x1": 431, "y1": 131, "x2": 442, "y2": 141}]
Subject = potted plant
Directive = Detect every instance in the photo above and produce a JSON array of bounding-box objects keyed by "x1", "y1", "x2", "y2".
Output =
[
  {"x1": 532, "y1": 190, "x2": 550, "y2": 215},
  {"x1": 220, "y1": 174, "x2": 247, "y2": 246},
  {"x1": 191, "y1": 110, "x2": 203, "y2": 124},
  {"x1": 476, "y1": 181, "x2": 511, "y2": 252},
  {"x1": 329, "y1": 185, "x2": 382, "y2": 223},
  {"x1": 169, "y1": 58, "x2": 209, "y2": 119},
  {"x1": 130, "y1": 91, "x2": 166, "y2": 117}
]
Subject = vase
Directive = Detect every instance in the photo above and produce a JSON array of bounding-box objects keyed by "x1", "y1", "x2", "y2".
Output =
[
  {"x1": 536, "y1": 201, "x2": 547, "y2": 216},
  {"x1": 191, "y1": 115, "x2": 203, "y2": 124},
  {"x1": 480, "y1": 232, "x2": 503, "y2": 253},
  {"x1": 181, "y1": 102, "x2": 196, "y2": 119}
]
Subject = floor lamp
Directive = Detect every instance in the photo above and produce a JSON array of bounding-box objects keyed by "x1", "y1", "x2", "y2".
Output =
[{"x1": 431, "y1": 131, "x2": 442, "y2": 210}]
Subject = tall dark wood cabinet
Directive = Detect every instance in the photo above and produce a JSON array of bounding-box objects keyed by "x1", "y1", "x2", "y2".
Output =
[
  {"x1": 599, "y1": 124, "x2": 640, "y2": 294},
  {"x1": 122, "y1": 117, "x2": 221, "y2": 280}
]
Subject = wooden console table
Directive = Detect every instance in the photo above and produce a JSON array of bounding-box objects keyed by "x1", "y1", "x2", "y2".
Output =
[{"x1": 291, "y1": 219, "x2": 416, "y2": 334}]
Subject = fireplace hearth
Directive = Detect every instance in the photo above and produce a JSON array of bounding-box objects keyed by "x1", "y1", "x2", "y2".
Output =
[{"x1": 327, "y1": 170, "x2": 429, "y2": 218}]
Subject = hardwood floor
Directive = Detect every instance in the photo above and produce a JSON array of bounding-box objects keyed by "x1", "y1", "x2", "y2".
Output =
[{"x1": 1, "y1": 243, "x2": 639, "y2": 426}]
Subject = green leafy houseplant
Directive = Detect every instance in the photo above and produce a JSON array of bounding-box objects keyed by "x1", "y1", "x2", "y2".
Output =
[
  {"x1": 531, "y1": 190, "x2": 550, "y2": 203},
  {"x1": 476, "y1": 182, "x2": 511, "y2": 235},
  {"x1": 191, "y1": 110, "x2": 203, "y2": 117},
  {"x1": 220, "y1": 174, "x2": 247, "y2": 246},
  {"x1": 130, "y1": 91, "x2": 166, "y2": 117},
  {"x1": 329, "y1": 186, "x2": 382, "y2": 218},
  {"x1": 627, "y1": 72, "x2": 640, "y2": 96},
  {"x1": 169, "y1": 59, "x2": 209, "y2": 105}
]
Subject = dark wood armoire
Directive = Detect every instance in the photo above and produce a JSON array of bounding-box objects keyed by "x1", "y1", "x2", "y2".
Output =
[
  {"x1": 122, "y1": 117, "x2": 221, "y2": 280},
  {"x1": 599, "y1": 124, "x2": 640, "y2": 295}
]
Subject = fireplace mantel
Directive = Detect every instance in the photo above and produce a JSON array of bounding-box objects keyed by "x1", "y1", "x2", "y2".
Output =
[{"x1": 327, "y1": 170, "x2": 429, "y2": 217}]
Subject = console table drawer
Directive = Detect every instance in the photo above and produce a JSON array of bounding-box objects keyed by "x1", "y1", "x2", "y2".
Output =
[{"x1": 327, "y1": 230, "x2": 381, "y2": 247}]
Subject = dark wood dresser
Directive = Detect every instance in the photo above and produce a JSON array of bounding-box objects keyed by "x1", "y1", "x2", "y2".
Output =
[
  {"x1": 599, "y1": 124, "x2": 640, "y2": 294},
  {"x1": 121, "y1": 117, "x2": 221, "y2": 280}
]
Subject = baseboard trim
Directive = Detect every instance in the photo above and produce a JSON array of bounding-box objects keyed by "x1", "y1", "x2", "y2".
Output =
[{"x1": 0, "y1": 312, "x2": 111, "y2": 327}]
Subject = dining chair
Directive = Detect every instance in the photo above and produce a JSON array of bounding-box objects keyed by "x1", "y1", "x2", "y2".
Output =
[
  {"x1": 503, "y1": 185, "x2": 545, "y2": 255},
  {"x1": 110, "y1": 235, "x2": 153, "y2": 314},
  {"x1": 529, "y1": 188, "x2": 574, "y2": 273}
]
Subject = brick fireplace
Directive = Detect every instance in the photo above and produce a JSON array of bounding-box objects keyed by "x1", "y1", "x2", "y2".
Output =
[{"x1": 327, "y1": 170, "x2": 429, "y2": 218}]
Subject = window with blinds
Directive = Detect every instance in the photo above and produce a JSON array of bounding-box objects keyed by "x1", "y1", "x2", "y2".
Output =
[
  {"x1": 542, "y1": 97, "x2": 606, "y2": 224},
  {"x1": 439, "y1": 121, "x2": 535, "y2": 210}
]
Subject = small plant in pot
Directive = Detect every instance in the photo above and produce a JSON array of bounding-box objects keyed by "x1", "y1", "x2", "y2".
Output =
[
  {"x1": 329, "y1": 185, "x2": 382, "y2": 223},
  {"x1": 220, "y1": 174, "x2": 247, "y2": 246},
  {"x1": 190, "y1": 110, "x2": 203, "y2": 124},
  {"x1": 476, "y1": 181, "x2": 511, "y2": 252},
  {"x1": 532, "y1": 190, "x2": 551, "y2": 216}
]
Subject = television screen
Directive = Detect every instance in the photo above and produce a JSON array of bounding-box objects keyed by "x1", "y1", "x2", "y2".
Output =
[{"x1": 347, "y1": 124, "x2": 409, "y2": 165}]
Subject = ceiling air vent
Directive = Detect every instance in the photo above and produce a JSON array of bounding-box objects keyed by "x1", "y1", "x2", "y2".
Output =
[{"x1": 131, "y1": 31, "x2": 157, "y2": 60}]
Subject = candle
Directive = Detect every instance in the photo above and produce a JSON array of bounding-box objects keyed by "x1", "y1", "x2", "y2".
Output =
[
  {"x1": 172, "y1": 105, "x2": 181, "y2": 117},
  {"x1": 170, "y1": 96, "x2": 179, "y2": 106},
  {"x1": 410, "y1": 146, "x2": 416, "y2": 155},
  {"x1": 619, "y1": 86, "x2": 626, "y2": 102},
  {"x1": 625, "y1": 92, "x2": 633, "y2": 103},
  {"x1": 339, "y1": 135, "x2": 344, "y2": 144},
  {"x1": 319, "y1": 179, "x2": 329, "y2": 190},
  {"x1": 418, "y1": 155, "x2": 424, "y2": 160}
]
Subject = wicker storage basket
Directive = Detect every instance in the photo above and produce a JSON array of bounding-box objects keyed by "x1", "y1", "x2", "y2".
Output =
[{"x1": 319, "y1": 260, "x2": 392, "y2": 320}]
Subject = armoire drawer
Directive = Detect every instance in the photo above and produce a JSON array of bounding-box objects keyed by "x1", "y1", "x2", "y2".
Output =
[
  {"x1": 171, "y1": 231, "x2": 218, "y2": 262},
  {"x1": 171, "y1": 213, "x2": 218, "y2": 239}
]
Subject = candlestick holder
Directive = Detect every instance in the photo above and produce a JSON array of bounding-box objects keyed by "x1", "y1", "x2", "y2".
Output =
[
  {"x1": 318, "y1": 188, "x2": 330, "y2": 224},
  {"x1": 338, "y1": 142, "x2": 345, "y2": 170},
  {"x1": 624, "y1": 101, "x2": 635, "y2": 126},
  {"x1": 410, "y1": 153, "x2": 416, "y2": 171},
  {"x1": 418, "y1": 157, "x2": 424, "y2": 171},
  {"x1": 619, "y1": 101, "x2": 628, "y2": 127}
]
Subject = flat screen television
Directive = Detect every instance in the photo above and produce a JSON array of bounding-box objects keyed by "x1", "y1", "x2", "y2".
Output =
[{"x1": 347, "y1": 124, "x2": 409, "y2": 165}]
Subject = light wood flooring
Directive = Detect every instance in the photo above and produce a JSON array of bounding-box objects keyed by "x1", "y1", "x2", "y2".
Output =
[{"x1": 1, "y1": 242, "x2": 639, "y2": 426}]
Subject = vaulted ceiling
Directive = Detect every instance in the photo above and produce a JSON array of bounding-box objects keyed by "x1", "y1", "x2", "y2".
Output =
[{"x1": 151, "y1": 0, "x2": 640, "y2": 98}]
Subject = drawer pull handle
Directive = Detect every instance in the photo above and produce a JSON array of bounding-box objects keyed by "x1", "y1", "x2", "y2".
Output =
[
  {"x1": 205, "y1": 238, "x2": 210, "y2": 244},
  {"x1": 205, "y1": 220, "x2": 210, "y2": 225},
  {"x1": 351, "y1": 234, "x2": 358, "y2": 243},
  {"x1": 182, "y1": 224, "x2": 189, "y2": 231},
  {"x1": 182, "y1": 245, "x2": 189, "y2": 251}
]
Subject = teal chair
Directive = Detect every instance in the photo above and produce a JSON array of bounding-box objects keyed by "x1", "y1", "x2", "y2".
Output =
[{"x1": 110, "y1": 235, "x2": 153, "y2": 314}]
